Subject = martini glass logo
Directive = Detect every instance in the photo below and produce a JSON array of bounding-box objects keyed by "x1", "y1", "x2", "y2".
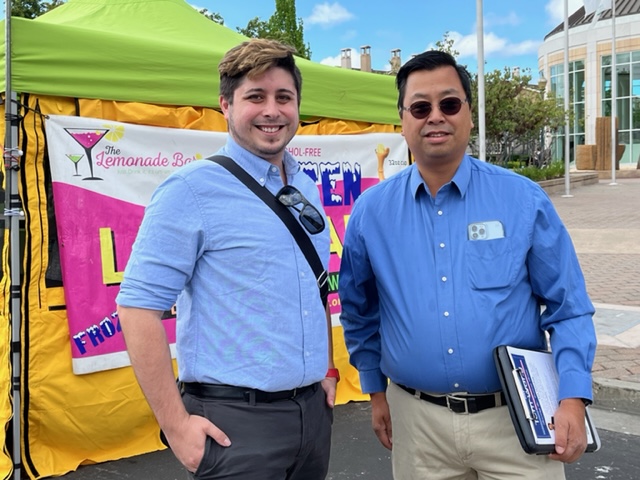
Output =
[
  {"x1": 64, "y1": 128, "x2": 110, "y2": 180},
  {"x1": 65, "y1": 154, "x2": 84, "y2": 176}
]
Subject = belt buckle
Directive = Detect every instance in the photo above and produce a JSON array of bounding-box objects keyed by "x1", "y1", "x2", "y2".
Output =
[{"x1": 446, "y1": 394, "x2": 469, "y2": 414}]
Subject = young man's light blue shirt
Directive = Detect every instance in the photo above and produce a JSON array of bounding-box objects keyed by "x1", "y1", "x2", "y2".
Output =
[
  {"x1": 339, "y1": 155, "x2": 596, "y2": 401},
  {"x1": 117, "y1": 137, "x2": 330, "y2": 391}
]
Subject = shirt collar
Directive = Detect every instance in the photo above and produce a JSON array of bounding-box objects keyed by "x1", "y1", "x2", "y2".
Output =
[
  {"x1": 409, "y1": 155, "x2": 472, "y2": 199},
  {"x1": 218, "y1": 136, "x2": 300, "y2": 182}
]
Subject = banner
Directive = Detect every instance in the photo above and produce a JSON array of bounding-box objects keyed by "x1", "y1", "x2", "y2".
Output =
[
  {"x1": 584, "y1": 0, "x2": 613, "y2": 26},
  {"x1": 583, "y1": 0, "x2": 612, "y2": 16},
  {"x1": 45, "y1": 114, "x2": 409, "y2": 374}
]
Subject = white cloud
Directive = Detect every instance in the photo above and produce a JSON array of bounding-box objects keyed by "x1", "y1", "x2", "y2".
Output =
[
  {"x1": 545, "y1": 0, "x2": 587, "y2": 25},
  {"x1": 320, "y1": 48, "x2": 361, "y2": 69},
  {"x1": 426, "y1": 31, "x2": 540, "y2": 60},
  {"x1": 306, "y1": 2, "x2": 354, "y2": 27}
]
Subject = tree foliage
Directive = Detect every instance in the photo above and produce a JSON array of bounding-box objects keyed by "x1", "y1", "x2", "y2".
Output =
[
  {"x1": 471, "y1": 68, "x2": 566, "y2": 166},
  {"x1": 198, "y1": 8, "x2": 224, "y2": 25},
  {"x1": 237, "y1": 0, "x2": 311, "y2": 59},
  {"x1": 434, "y1": 32, "x2": 460, "y2": 59},
  {"x1": 11, "y1": 0, "x2": 63, "y2": 18}
]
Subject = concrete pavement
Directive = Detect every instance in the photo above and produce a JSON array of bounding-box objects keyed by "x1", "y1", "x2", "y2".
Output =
[{"x1": 547, "y1": 176, "x2": 640, "y2": 415}]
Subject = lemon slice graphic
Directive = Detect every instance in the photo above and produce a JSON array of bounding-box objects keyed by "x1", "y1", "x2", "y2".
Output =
[{"x1": 103, "y1": 125, "x2": 125, "y2": 142}]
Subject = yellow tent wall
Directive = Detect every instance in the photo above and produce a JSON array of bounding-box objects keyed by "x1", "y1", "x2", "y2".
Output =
[{"x1": 5, "y1": 93, "x2": 399, "y2": 479}]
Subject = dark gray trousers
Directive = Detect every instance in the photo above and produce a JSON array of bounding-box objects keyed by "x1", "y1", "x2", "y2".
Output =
[{"x1": 183, "y1": 383, "x2": 333, "y2": 480}]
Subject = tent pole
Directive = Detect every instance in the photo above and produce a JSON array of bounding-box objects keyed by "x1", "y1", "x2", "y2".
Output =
[{"x1": 4, "y1": 1, "x2": 23, "y2": 479}]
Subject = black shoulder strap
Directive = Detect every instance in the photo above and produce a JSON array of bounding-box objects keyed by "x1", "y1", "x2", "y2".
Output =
[{"x1": 207, "y1": 155, "x2": 328, "y2": 306}]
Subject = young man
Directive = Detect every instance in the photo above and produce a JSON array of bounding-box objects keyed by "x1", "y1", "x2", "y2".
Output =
[
  {"x1": 117, "y1": 39, "x2": 336, "y2": 480},
  {"x1": 339, "y1": 50, "x2": 596, "y2": 479}
]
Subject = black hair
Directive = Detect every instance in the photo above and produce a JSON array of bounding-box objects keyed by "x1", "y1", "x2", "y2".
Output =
[{"x1": 395, "y1": 50, "x2": 472, "y2": 114}]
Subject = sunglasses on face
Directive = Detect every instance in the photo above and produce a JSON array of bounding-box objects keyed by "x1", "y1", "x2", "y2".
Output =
[
  {"x1": 276, "y1": 185, "x2": 326, "y2": 235},
  {"x1": 401, "y1": 97, "x2": 469, "y2": 120}
]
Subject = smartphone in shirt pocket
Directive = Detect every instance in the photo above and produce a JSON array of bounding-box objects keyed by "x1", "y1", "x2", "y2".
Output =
[{"x1": 467, "y1": 220, "x2": 505, "y2": 241}]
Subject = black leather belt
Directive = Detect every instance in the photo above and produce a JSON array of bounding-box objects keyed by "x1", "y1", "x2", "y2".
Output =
[
  {"x1": 396, "y1": 383, "x2": 505, "y2": 414},
  {"x1": 182, "y1": 382, "x2": 315, "y2": 403}
]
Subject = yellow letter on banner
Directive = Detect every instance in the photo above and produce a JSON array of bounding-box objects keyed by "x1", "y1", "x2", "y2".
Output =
[
  {"x1": 328, "y1": 217, "x2": 342, "y2": 259},
  {"x1": 99, "y1": 227, "x2": 124, "y2": 285}
]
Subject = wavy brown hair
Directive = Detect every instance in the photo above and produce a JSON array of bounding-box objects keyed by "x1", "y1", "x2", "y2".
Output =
[{"x1": 218, "y1": 38, "x2": 302, "y2": 106}]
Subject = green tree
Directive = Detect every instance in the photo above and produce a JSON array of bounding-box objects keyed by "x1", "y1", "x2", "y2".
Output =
[
  {"x1": 434, "y1": 32, "x2": 460, "y2": 59},
  {"x1": 470, "y1": 67, "x2": 567, "y2": 166},
  {"x1": 237, "y1": 0, "x2": 311, "y2": 59},
  {"x1": 11, "y1": 0, "x2": 63, "y2": 18},
  {"x1": 198, "y1": 8, "x2": 224, "y2": 25}
]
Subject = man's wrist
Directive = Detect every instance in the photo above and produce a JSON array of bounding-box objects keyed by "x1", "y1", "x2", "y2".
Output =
[{"x1": 326, "y1": 368, "x2": 340, "y2": 382}]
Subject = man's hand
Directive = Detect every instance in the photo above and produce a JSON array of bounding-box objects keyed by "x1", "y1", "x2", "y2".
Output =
[
  {"x1": 164, "y1": 414, "x2": 231, "y2": 473},
  {"x1": 370, "y1": 391, "x2": 392, "y2": 450},
  {"x1": 548, "y1": 398, "x2": 588, "y2": 463},
  {"x1": 321, "y1": 377, "x2": 338, "y2": 408}
]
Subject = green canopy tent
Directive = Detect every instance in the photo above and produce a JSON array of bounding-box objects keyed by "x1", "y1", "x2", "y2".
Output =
[
  {"x1": 2, "y1": 0, "x2": 400, "y2": 124},
  {"x1": 0, "y1": 1, "x2": 401, "y2": 478}
]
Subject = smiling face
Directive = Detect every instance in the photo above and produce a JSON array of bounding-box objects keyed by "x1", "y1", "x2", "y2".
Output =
[
  {"x1": 400, "y1": 65, "x2": 474, "y2": 173},
  {"x1": 220, "y1": 66, "x2": 299, "y2": 165}
]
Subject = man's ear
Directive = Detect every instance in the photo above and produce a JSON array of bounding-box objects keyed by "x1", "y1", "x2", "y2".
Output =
[{"x1": 219, "y1": 95, "x2": 230, "y2": 116}]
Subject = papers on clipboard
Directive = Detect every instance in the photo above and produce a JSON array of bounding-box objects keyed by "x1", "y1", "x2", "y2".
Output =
[{"x1": 494, "y1": 345, "x2": 601, "y2": 455}]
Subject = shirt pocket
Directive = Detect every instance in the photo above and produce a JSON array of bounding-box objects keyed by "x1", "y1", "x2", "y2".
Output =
[{"x1": 466, "y1": 237, "x2": 514, "y2": 290}]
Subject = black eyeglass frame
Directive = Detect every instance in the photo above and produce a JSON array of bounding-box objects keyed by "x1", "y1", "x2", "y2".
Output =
[
  {"x1": 400, "y1": 97, "x2": 469, "y2": 120},
  {"x1": 275, "y1": 185, "x2": 326, "y2": 235}
]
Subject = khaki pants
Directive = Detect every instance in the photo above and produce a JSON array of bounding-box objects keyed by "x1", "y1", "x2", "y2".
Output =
[{"x1": 387, "y1": 382, "x2": 565, "y2": 480}]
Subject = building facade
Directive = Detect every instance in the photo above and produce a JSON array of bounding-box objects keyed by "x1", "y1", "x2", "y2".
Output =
[{"x1": 538, "y1": 0, "x2": 640, "y2": 166}]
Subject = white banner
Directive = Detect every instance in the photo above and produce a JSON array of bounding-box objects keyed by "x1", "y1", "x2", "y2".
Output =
[
  {"x1": 44, "y1": 114, "x2": 410, "y2": 374},
  {"x1": 584, "y1": 0, "x2": 612, "y2": 17}
]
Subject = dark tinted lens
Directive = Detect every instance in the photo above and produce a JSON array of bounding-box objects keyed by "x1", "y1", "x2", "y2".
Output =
[
  {"x1": 439, "y1": 98, "x2": 464, "y2": 115},
  {"x1": 300, "y1": 205, "x2": 325, "y2": 234},
  {"x1": 408, "y1": 101, "x2": 432, "y2": 119}
]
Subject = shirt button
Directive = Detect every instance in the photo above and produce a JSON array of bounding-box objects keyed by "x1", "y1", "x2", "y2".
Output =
[
  {"x1": 303, "y1": 310, "x2": 308, "y2": 316},
  {"x1": 439, "y1": 243, "x2": 445, "y2": 248},
  {"x1": 437, "y1": 210, "x2": 443, "y2": 216},
  {"x1": 444, "y1": 311, "x2": 449, "y2": 317},
  {"x1": 441, "y1": 276, "x2": 447, "y2": 282},
  {"x1": 454, "y1": 383, "x2": 460, "y2": 388},
  {"x1": 259, "y1": 177, "x2": 265, "y2": 184},
  {"x1": 301, "y1": 271, "x2": 306, "y2": 277},
  {"x1": 271, "y1": 166, "x2": 278, "y2": 172},
  {"x1": 448, "y1": 348, "x2": 454, "y2": 354}
]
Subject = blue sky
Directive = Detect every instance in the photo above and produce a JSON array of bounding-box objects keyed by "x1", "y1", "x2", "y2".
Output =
[{"x1": 193, "y1": 0, "x2": 589, "y2": 81}]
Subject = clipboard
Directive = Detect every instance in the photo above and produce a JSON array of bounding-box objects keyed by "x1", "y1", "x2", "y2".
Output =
[{"x1": 493, "y1": 345, "x2": 601, "y2": 455}]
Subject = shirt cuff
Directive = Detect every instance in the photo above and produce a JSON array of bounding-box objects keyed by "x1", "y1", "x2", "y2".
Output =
[
  {"x1": 358, "y1": 368, "x2": 388, "y2": 394},
  {"x1": 558, "y1": 370, "x2": 593, "y2": 403}
]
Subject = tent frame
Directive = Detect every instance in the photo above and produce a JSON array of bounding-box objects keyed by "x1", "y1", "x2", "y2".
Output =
[{"x1": 3, "y1": 1, "x2": 22, "y2": 479}]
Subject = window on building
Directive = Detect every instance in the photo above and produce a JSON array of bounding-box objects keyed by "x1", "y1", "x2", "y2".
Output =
[
  {"x1": 603, "y1": 51, "x2": 640, "y2": 165},
  {"x1": 549, "y1": 60, "x2": 585, "y2": 163}
]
